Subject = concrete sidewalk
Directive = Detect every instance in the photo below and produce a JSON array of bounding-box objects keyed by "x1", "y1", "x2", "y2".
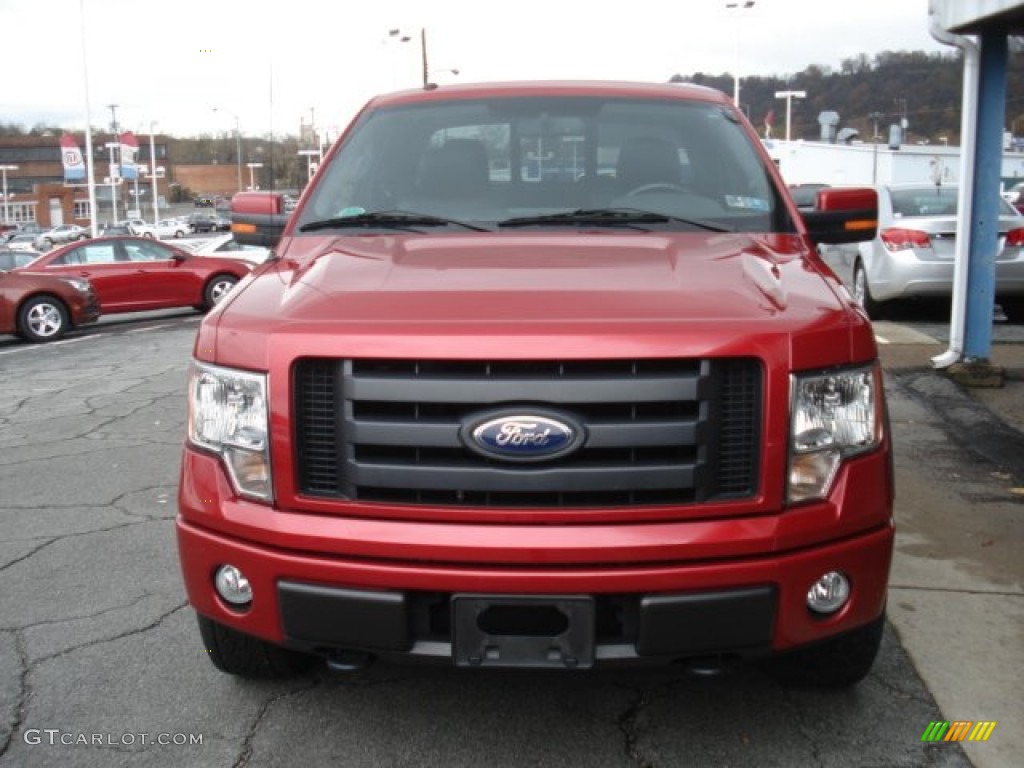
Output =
[{"x1": 879, "y1": 340, "x2": 1024, "y2": 768}]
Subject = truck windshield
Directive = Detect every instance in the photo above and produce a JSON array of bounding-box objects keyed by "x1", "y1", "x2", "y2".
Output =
[{"x1": 299, "y1": 95, "x2": 789, "y2": 233}]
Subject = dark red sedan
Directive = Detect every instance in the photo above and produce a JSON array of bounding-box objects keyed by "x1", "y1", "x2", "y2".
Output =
[
  {"x1": 16, "y1": 236, "x2": 252, "y2": 314},
  {"x1": 1, "y1": 269, "x2": 100, "y2": 342}
]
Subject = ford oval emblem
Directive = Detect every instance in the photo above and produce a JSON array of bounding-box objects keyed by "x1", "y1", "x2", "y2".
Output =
[{"x1": 461, "y1": 410, "x2": 585, "y2": 463}]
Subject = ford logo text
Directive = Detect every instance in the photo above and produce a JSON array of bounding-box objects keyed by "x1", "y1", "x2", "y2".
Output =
[{"x1": 461, "y1": 411, "x2": 585, "y2": 462}]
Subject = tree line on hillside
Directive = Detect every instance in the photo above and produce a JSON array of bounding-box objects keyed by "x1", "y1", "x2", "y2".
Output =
[{"x1": 673, "y1": 49, "x2": 1024, "y2": 145}]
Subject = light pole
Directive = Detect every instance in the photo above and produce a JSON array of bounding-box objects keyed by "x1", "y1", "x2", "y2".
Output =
[
  {"x1": 774, "y1": 90, "x2": 806, "y2": 142},
  {"x1": 725, "y1": 1, "x2": 755, "y2": 110},
  {"x1": 0, "y1": 165, "x2": 17, "y2": 225},
  {"x1": 104, "y1": 142, "x2": 121, "y2": 223},
  {"x1": 246, "y1": 162, "x2": 263, "y2": 190},
  {"x1": 387, "y1": 27, "x2": 457, "y2": 87},
  {"x1": 214, "y1": 108, "x2": 243, "y2": 193},
  {"x1": 149, "y1": 122, "x2": 160, "y2": 226},
  {"x1": 298, "y1": 150, "x2": 319, "y2": 186}
]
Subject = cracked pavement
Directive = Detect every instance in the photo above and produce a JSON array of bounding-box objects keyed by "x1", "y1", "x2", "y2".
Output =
[{"x1": 0, "y1": 314, "x2": 974, "y2": 767}]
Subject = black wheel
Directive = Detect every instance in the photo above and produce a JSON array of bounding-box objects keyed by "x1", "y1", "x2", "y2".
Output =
[
  {"x1": 197, "y1": 615, "x2": 317, "y2": 678},
  {"x1": 18, "y1": 295, "x2": 69, "y2": 343},
  {"x1": 853, "y1": 259, "x2": 886, "y2": 319},
  {"x1": 763, "y1": 612, "x2": 885, "y2": 689},
  {"x1": 999, "y1": 297, "x2": 1024, "y2": 323},
  {"x1": 174, "y1": 230, "x2": 184, "y2": 239},
  {"x1": 203, "y1": 274, "x2": 239, "y2": 310}
]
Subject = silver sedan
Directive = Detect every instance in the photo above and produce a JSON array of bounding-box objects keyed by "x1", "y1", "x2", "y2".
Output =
[{"x1": 823, "y1": 183, "x2": 1024, "y2": 321}]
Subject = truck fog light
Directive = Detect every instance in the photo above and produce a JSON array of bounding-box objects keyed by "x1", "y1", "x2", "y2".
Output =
[
  {"x1": 806, "y1": 571, "x2": 850, "y2": 615},
  {"x1": 215, "y1": 565, "x2": 253, "y2": 607}
]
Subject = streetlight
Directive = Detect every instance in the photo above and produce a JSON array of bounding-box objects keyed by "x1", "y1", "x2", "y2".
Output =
[
  {"x1": 0, "y1": 165, "x2": 18, "y2": 225},
  {"x1": 104, "y1": 142, "x2": 121, "y2": 223},
  {"x1": 246, "y1": 162, "x2": 263, "y2": 190},
  {"x1": 387, "y1": 27, "x2": 458, "y2": 88},
  {"x1": 774, "y1": 90, "x2": 806, "y2": 142},
  {"x1": 213, "y1": 108, "x2": 243, "y2": 193},
  {"x1": 148, "y1": 122, "x2": 160, "y2": 226},
  {"x1": 725, "y1": 1, "x2": 755, "y2": 110}
]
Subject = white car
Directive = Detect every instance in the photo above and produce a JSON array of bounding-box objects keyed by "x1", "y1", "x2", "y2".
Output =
[
  {"x1": 153, "y1": 218, "x2": 187, "y2": 239},
  {"x1": 185, "y1": 233, "x2": 271, "y2": 264},
  {"x1": 33, "y1": 224, "x2": 89, "y2": 250},
  {"x1": 120, "y1": 218, "x2": 157, "y2": 238}
]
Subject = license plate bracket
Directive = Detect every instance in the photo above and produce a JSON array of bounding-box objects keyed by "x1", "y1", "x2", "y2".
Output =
[{"x1": 451, "y1": 594, "x2": 595, "y2": 669}]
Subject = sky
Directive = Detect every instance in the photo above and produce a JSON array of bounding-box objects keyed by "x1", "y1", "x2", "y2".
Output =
[{"x1": 0, "y1": 0, "x2": 952, "y2": 140}]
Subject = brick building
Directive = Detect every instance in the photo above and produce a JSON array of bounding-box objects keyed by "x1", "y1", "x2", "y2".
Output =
[{"x1": 0, "y1": 133, "x2": 180, "y2": 227}]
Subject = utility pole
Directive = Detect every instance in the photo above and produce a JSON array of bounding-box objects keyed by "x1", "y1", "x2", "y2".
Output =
[
  {"x1": 869, "y1": 111, "x2": 885, "y2": 184},
  {"x1": 108, "y1": 103, "x2": 121, "y2": 222}
]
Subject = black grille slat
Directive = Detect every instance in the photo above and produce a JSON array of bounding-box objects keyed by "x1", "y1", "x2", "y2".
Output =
[
  {"x1": 293, "y1": 358, "x2": 761, "y2": 508},
  {"x1": 348, "y1": 463, "x2": 696, "y2": 493},
  {"x1": 348, "y1": 375, "x2": 701, "y2": 403}
]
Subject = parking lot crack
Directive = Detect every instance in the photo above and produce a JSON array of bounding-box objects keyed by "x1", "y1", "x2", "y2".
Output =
[
  {"x1": 0, "y1": 592, "x2": 156, "y2": 634},
  {"x1": 614, "y1": 684, "x2": 654, "y2": 768},
  {"x1": 782, "y1": 687, "x2": 827, "y2": 768},
  {"x1": 0, "y1": 632, "x2": 29, "y2": 761},
  {"x1": 0, "y1": 538, "x2": 57, "y2": 574},
  {"x1": 231, "y1": 680, "x2": 321, "y2": 768},
  {"x1": 32, "y1": 602, "x2": 188, "y2": 665}
]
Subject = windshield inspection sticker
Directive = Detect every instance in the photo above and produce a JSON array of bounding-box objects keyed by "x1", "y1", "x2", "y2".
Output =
[
  {"x1": 725, "y1": 196, "x2": 770, "y2": 210},
  {"x1": 336, "y1": 206, "x2": 366, "y2": 217}
]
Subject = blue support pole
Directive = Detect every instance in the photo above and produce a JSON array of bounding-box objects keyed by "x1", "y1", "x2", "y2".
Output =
[{"x1": 963, "y1": 30, "x2": 1008, "y2": 360}]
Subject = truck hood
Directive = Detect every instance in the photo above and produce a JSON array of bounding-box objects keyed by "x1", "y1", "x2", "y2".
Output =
[{"x1": 205, "y1": 231, "x2": 868, "y2": 369}]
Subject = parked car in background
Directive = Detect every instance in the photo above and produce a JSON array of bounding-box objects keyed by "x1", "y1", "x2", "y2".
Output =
[
  {"x1": 0, "y1": 267, "x2": 100, "y2": 342},
  {"x1": 184, "y1": 233, "x2": 271, "y2": 264},
  {"x1": 0, "y1": 248, "x2": 41, "y2": 270},
  {"x1": 99, "y1": 224, "x2": 135, "y2": 237},
  {"x1": 824, "y1": 183, "x2": 1024, "y2": 321},
  {"x1": 15, "y1": 236, "x2": 251, "y2": 314},
  {"x1": 121, "y1": 218, "x2": 157, "y2": 238},
  {"x1": 33, "y1": 224, "x2": 89, "y2": 250},
  {"x1": 187, "y1": 212, "x2": 230, "y2": 233},
  {"x1": 154, "y1": 218, "x2": 187, "y2": 239},
  {"x1": 5, "y1": 233, "x2": 41, "y2": 252},
  {"x1": 1002, "y1": 181, "x2": 1024, "y2": 213}
]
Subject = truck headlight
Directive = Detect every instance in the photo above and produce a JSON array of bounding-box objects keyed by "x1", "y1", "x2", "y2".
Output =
[
  {"x1": 187, "y1": 361, "x2": 272, "y2": 501},
  {"x1": 788, "y1": 364, "x2": 882, "y2": 503}
]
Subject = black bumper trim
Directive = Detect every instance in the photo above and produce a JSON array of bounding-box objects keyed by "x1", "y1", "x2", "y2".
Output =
[{"x1": 279, "y1": 581, "x2": 777, "y2": 664}]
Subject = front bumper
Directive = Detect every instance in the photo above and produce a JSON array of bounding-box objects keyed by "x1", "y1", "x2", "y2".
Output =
[{"x1": 177, "y1": 447, "x2": 894, "y2": 666}]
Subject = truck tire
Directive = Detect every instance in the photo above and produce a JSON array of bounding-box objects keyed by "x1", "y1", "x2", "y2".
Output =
[
  {"x1": 763, "y1": 612, "x2": 885, "y2": 689},
  {"x1": 197, "y1": 615, "x2": 317, "y2": 678},
  {"x1": 18, "y1": 295, "x2": 69, "y2": 343}
]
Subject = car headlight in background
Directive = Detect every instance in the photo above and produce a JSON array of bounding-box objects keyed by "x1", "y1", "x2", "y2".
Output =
[
  {"x1": 187, "y1": 361, "x2": 272, "y2": 501},
  {"x1": 59, "y1": 277, "x2": 92, "y2": 293},
  {"x1": 788, "y1": 363, "x2": 883, "y2": 503}
]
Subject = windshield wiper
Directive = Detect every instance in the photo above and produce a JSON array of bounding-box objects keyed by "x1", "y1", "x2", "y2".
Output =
[
  {"x1": 498, "y1": 208, "x2": 732, "y2": 233},
  {"x1": 299, "y1": 210, "x2": 491, "y2": 233}
]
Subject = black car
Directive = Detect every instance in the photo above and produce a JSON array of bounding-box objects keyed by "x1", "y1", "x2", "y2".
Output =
[{"x1": 187, "y1": 212, "x2": 230, "y2": 233}]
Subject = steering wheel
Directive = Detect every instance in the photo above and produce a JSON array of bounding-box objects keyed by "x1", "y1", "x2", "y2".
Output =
[{"x1": 625, "y1": 183, "x2": 687, "y2": 196}]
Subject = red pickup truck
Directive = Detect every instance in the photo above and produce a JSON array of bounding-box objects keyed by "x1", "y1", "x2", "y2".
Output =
[{"x1": 177, "y1": 81, "x2": 891, "y2": 687}]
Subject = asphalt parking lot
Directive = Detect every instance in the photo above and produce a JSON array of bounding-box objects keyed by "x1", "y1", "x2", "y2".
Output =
[{"x1": 0, "y1": 310, "x2": 1015, "y2": 767}]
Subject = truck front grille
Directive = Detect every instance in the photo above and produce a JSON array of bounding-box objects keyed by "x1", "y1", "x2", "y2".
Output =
[{"x1": 294, "y1": 358, "x2": 761, "y2": 508}]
